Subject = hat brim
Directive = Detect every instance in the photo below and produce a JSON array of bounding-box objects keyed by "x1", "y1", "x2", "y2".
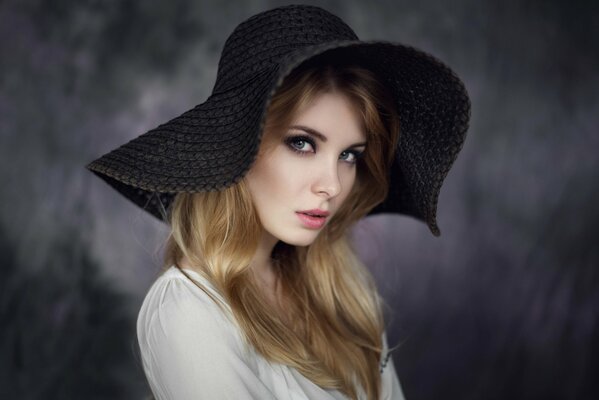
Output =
[
  {"x1": 87, "y1": 40, "x2": 470, "y2": 235},
  {"x1": 87, "y1": 65, "x2": 280, "y2": 220}
]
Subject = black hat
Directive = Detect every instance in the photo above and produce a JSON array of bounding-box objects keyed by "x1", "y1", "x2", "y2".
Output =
[{"x1": 86, "y1": 4, "x2": 470, "y2": 236}]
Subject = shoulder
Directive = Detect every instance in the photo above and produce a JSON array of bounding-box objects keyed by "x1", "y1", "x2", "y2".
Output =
[
  {"x1": 136, "y1": 267, "x2": 277, "y2": 399},
  {"x1": 137, "y1": 266, "x2": 243, "y2": 355},
  {"x1": 380, "y1": 331, "x2": 393, "y2": 373},
  {"x1": 380, "y1": 330, "x2": 407, "y2": 400}
]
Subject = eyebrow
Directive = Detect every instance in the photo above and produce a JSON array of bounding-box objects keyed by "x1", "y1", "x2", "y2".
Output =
[{"x1": 289, "y1": 125, "x2": 367, "y2": 148}]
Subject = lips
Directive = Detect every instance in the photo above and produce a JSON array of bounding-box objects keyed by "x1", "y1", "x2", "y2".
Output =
[
  {"x1": 297, "y1": 209, "x2": 330, "y2": 217},
  {"x1": 301, "y1": 212, "x2": 321, "y2": 217},
  {"x1": 296, "y1": 212, "x2": 327, "y2": 229}
]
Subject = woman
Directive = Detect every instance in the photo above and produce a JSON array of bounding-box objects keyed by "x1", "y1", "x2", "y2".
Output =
[{"x1": 86, "y1": 5, "x2": 470, "y2": 400}]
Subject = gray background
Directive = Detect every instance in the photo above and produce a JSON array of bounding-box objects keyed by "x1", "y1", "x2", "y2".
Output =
[{"x1": 1, "y1": 0, "x2": 597, "y2": 399}]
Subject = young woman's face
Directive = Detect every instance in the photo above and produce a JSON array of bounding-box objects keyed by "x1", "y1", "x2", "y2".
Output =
[{"x1": 246, "y1": 91, "x2": 367, "y2": 247}]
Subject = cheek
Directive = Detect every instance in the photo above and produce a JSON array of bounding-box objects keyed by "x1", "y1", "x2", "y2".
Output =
[
  {"x1": 338, "y1": 169, "x2": 357, "y2": 200},
  {"x1": 248, "y1": 154, "x2": 303, "y2": 203}
]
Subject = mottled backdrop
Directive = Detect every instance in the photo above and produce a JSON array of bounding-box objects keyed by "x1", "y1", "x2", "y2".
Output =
[{"x1": 1, "y1": 0, "x2": 597, "y2": 399}]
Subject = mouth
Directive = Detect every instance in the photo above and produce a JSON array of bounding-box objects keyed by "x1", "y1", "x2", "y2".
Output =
[
  {"x1": 296, "y1": 209, "x2": 330, "y2": 217},
  {"x1": 296, "y1": 212, "x2": 327, "y2": 229}
]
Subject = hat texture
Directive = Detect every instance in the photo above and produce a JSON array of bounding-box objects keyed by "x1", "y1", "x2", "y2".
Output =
[{"x1": 86, "y1": 4, "x2": 470, "y2": 236}]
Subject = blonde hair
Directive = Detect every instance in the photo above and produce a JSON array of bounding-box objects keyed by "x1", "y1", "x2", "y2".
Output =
[{"x1": 162, "y1": 54, "x2": 400, "y2": 400}]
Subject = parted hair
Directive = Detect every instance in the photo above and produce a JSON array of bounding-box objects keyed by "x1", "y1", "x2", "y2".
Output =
[{"x1": 162, "y1": 55, "x2": 400, "y2": 400}]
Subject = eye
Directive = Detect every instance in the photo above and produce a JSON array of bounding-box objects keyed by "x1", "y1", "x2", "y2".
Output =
[
  {"x1": 284, "y1": 134, "x2": 365, "y2": 165},
  {"x1": 285, "y1": 135, "x2": 316, "y2": 155},
  {"x1": 340, "y1": 150, "x2": 365, "y2": 165}
]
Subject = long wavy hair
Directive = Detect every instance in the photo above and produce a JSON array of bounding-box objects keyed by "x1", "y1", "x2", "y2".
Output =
[{"x1": 162, "y1": 53, "x2": 400, "y2": 400}]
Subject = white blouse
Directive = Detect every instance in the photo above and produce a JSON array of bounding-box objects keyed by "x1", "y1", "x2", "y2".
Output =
[{"x1": 137, "y1": 266, "x2": 406, "y2": 400}]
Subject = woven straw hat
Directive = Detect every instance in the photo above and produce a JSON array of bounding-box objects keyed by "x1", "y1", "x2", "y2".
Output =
[{"x1": 86, "y1": 4, "x2": 470, "y2": 236}]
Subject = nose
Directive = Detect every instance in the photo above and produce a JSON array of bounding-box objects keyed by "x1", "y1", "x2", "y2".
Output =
[{"x1": 312, "y1": 159, "x2": 342, "y2": 198}]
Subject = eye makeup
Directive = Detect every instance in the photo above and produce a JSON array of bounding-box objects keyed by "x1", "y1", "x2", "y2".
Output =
[{"x1": 284, "y1": 134, "x2": 365, "y2": 164}]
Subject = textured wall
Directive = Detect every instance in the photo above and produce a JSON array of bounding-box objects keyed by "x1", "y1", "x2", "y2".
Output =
[{"x1": 1, "y1": 0, "x2": 597, "y2": 399}]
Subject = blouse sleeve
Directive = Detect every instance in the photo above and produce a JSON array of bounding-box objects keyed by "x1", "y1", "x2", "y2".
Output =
[
  {"x1": 380, "y1": 331, "x2": 407, "y2": 400},
  {"x1": 138, "y1": 278, "x2": 277, "y2": 400}
]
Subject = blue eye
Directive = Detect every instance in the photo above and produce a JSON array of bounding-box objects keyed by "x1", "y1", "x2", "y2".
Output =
[
  {"x1": 284, "y1": 135, "x2": 364, "y2": 165},
  {"x1": 286, "y1": 136, "x2": 315, "y2": 154}
]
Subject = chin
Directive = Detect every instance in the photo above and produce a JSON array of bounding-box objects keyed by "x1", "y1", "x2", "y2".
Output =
[{"x1": 279, "y1": 231, "x2": 320, "y2": 247}]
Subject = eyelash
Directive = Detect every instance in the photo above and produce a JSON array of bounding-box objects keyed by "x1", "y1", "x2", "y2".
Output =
[{"x1": 284, "y1": 135, "x2": 365, "y2": 164}]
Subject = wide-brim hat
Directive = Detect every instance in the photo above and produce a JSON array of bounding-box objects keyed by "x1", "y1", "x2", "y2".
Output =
[{"x1": 86, "y1": 4, "x2": 470, "y2": 236}]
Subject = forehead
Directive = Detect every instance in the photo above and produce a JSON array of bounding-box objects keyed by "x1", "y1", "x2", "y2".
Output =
[{"x1": 290, "y1": 91, "x2": 366, "y2": 142}]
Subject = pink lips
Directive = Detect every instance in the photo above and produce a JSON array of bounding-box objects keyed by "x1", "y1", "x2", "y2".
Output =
[
  {"x1": 296, "y1": 208, "x2": 330, "y2": 229},
  {"x1": 296, "y1": 212, "x2": 327, "y2": 229}
]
